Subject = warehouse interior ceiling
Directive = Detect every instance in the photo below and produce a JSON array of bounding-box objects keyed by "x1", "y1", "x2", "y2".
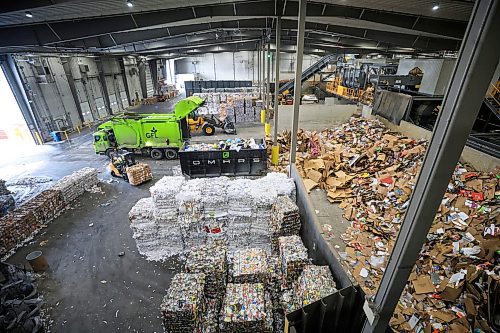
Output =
[{"x1": 0, "y1": 0, "x2": 474, "y2": 58}]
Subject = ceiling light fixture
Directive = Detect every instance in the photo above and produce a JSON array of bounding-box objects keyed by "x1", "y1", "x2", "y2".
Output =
[
  {"x1": 432, "y1": 3, "x2": 440, "y2": 10},
  {"x1": 126, "y1": 1, "x2": 133, "y2": 8},
  {"x1": 25, "y1": 11, "x2": 33, "y2": 18}
]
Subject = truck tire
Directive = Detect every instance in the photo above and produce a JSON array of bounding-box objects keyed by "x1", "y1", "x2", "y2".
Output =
[
  {"x1": 164, "y1": 149, "x2": 177, "y2": 160},
  {"x1": 202, "y1": 123, "x2": 215, "y2": 136},
  {"x1": 150, "y1": 148, "x2": 164, "y2": 160}
]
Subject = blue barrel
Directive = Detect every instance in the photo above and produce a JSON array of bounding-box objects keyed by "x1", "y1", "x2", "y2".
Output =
[{"x1": 50, "y1": 131, "x2": 62, "y2": 142}]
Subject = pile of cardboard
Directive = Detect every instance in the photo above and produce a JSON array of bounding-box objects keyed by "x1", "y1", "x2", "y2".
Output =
[
  {"x1": 268, "y1": 117, "x2": 499, "y2": 331},
  {"x1": 161, "y1": 273, "x2": 206, "y2": 333},
  {"x1": 388, "y1": 163, "x2": 499, "y2": 332},
  {"x1": 126, "y1": 163, "x2": 152, "y2": 186}
]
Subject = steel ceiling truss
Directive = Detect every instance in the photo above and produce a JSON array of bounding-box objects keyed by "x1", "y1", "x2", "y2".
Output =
[{"x1": 0, "y1": 1, "x2": 468, "y2": 55}]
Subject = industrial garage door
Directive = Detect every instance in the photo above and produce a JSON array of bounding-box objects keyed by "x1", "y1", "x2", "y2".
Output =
[
  {"x1": 120, "y1": 91, "x2": 129, "y2": 108},
  {"x1": 108, "y1": 94, "x2": 119, "y2": 113},
  {"x1": 79, "y1": 102, "x2": 93, "y2": 123},
  {"x1": 95, "y1": 97, "x2": 107, "y2": 119}
]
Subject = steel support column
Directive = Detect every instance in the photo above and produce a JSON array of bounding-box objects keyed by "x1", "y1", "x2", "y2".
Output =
[
  {"x1": 258, "y1": 41, "x2": 261, "y2": 98},
  {"x1": 361, "y1": 1, "x2": 500, "y2": 332},
  {"x1": 262, "y1": 40, "x2": 266, "y2": 104},
  {"x1": 273, "y1": 17, "x2": 281, "y2": 146},
  {"x1": 289, "y1": 0, "x2": 307, "y2": 164},
  {"x1": 266, "y1": 42, "x2": 271, "y2": 111}
]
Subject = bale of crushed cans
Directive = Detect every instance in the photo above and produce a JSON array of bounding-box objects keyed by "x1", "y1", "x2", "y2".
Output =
[
  {"x1": 220, "y1": 283, "x2": 272, "y2": 333},
  {"x1": 271, "y1": 196, "x2": 301, "y2": 251},
  {"x1": 279, "y1": 236, "x2": 309, "y2": 288},
  {"x1": 161, "y1": 273, "x2": 206, "y2": 333},
  {"x1": 185, "y1": 243, "x2": 227, "y2": 302},
  {"x1": 230, "y1": 248, "x2": 268, "y2": 284},
  {"x1": 294, "y1": 265, "x2": 337, "y2": 308}
]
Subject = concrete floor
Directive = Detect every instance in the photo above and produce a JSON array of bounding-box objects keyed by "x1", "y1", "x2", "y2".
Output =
[{"x1": 1, "y1": 99, "x2": 357, "y2": 333}]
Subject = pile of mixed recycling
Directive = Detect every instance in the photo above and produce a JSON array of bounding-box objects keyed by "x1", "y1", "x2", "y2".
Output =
[{"x1": 269, "y1": 116, "x2": 499, "y2": 332}]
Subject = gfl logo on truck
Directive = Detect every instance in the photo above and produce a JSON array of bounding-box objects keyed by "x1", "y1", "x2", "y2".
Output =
[{"x1": 145, "y1": 127, "x2": 158, "y2": 138}]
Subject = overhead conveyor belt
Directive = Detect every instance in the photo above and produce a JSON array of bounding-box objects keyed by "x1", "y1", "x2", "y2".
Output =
[{"x1": 279, "y1": 54, "x2": 337, "y2": 94}]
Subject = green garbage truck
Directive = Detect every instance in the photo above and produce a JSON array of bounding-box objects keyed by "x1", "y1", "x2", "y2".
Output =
[{"x1": 92, "y1": 96, "x2": 203, "y2": 160}]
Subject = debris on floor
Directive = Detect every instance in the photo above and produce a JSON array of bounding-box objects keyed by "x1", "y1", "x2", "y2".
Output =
[
  {"x1": 268, "y1": 116, "x2": 499, "y2": 331},
  {"x1": 0, "y1": 261, "x2": 44, "y2": 333}
]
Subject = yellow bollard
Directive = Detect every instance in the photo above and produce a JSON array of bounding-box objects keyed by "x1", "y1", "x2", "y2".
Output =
[
  {"x1": 76, "y1": 126, "x2": 81, "y2": 134},
  {"x1": 265, "y1": 122, "x2": 271, "y2": 136},
  {"x1": 34, "y1": 131, "x2": 43, "y2": 145},
  {"x1": 63, "y1": 131, "x2": 69, "y2": 141},
  {"x1": 260, "y1": 109, "x2": 266, "y2": 123},
  {"x1": 271, "y1": 145, "x2": 279, "y2": 165}
]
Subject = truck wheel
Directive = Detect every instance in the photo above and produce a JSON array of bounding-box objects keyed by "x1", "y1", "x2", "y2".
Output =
[
  {"x1": 202, "y1": 124, "x2": 215, "y2": 136},
  {"x1": 150, "y1": 148, "x2": 164, "y2": 160},
  {"x1": 164, "y1": 149, "x2": 177, "y2": 160}
]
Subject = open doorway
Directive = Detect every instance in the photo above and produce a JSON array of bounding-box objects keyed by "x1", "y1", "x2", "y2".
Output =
[{"x1": 0, "y1": 66, "x2": 34, "y2": 147}]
